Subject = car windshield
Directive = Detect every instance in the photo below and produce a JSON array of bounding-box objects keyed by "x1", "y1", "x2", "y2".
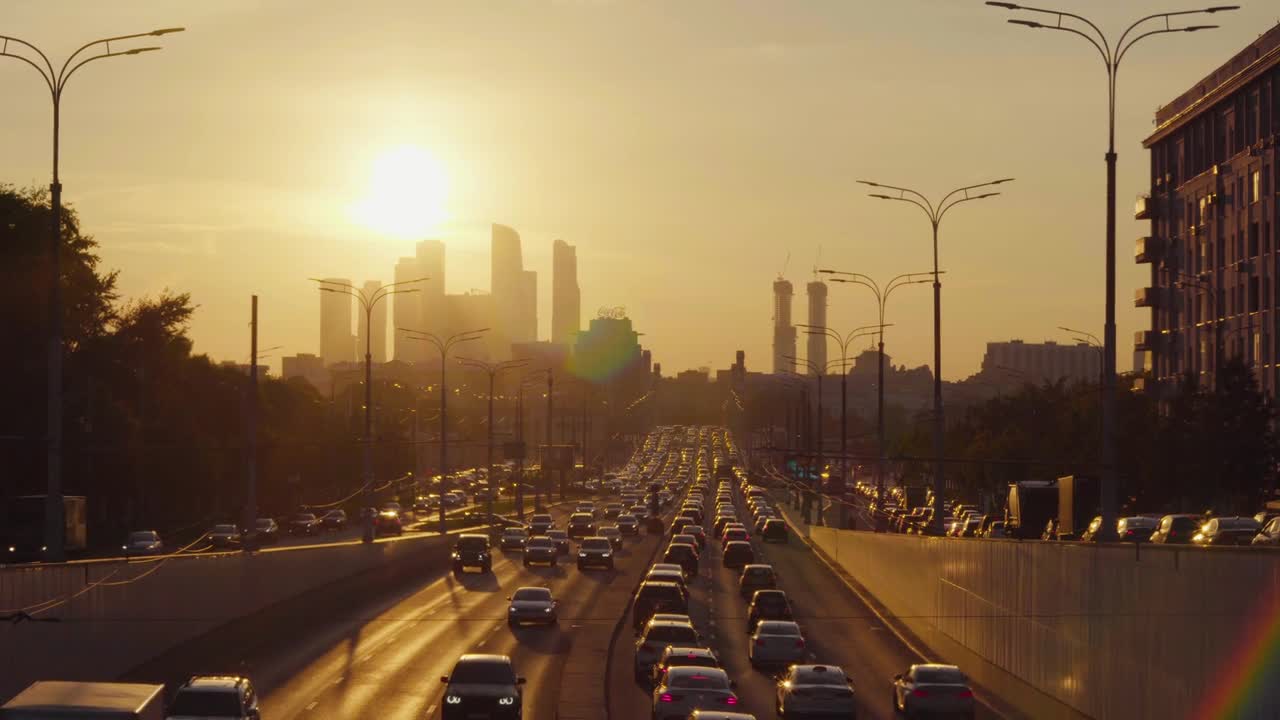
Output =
[
  {"x1": 294, "y1": 514, "x2": 315, "y2": 522},
  {"x1": 532, "y1": 514, "x2": 552, "y2": 523},
  {"x1": 915, "y1": 667, "x2": 967, "y2": 684},
  {"x1": 571, "y1": 514, "x2": 592, "y2": 523},
  {"x1": 457, "y1": 537, "x2": 488, "y2": 551},
  {"x1": 640, "y1": 585, "x2": 683, "y2": 603},
  {"x1": 505, "y1": 528, "x2": 528, "y2": 537},
  {"x1": 129, "y1": 531, "x2": 157, "y2": 542},
  {"x1": 669, "y1": 655, "x2": 718, "y2": 669},
  {"x1": 668, "y1": 671, "x2": 730, "y2": 689},
  {"x1": 794, "y1": 667, "x2": 845, "y2": 685},
  {"x1": 1170, "y1": 517, "x2": 1200, "y2": 531},
  {"x1": 450, "y1": 659, "x2": 516, "y2": 685},
  {"x1": 758, "y1": 622, "x2": 800, "y2": 636},
  {"x1": 168, "y1": 690, "x2": 242, "y2": 715},
  {"x1": 548, "y1": 531, "x2": 567, "y2": 539},
  {"x1": 583, "y1": 539, "x2": 612, "y2": 551},
  {"x1": 646, "y1": 625, "x2": 699, "y2": 643},
  {"x1": 527, "y1": 539, "x2": 554, "y2": 549},
  {"x1": 212, "y1": 525, "x2": 236, "y2": 533},
  {"x1": 601, "y1": 527, "x2": 620, "y2": 535},
  {"x1": 512, "y1": 588, "x2": 551, "y2": 602},
  {"x1": 255, "y1": 519, "x2": 273, "y2": 528}
]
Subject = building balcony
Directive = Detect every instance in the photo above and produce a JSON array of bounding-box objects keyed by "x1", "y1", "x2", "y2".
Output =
[
  {"x1": 1134, "y1": 330, "x2": 1160, "y2": 351},
  {"x1": 1134, "y1": 236, "x2": 1164, "y2": 264},
  {"x1": 1135, "y1": 194, "x2": 1154, "y2": 220},
  {"x1": 1134, "y1": 287, "x2": 1167, "y2": 308}
]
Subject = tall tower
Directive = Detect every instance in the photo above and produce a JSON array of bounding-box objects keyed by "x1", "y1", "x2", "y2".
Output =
[
  {"x1": 320, "y1": 277, "x2": 354, "y2": 367},
  {"x1": 357, "y1": 280, "x2": 387, "y2": 363},
  {"x1": 519, "y1": 270, "x2": 538, "y2": 343},
  {"x1": 772, "y1": 278, "x2": 796, "y2": 374},
  {"x1": 552, "y1": 239, "x2": 581, "y2": 346},
  {"x1": 393, "y1": 257, "x2": 423, "y2": 362},
  {"x1": 491, "y1": 224, "x2": 524, "y2": 357},
  {"x1": 416, "y1": 239, "x2": 446, "y2": 340},
  {"x1": 806, "y1": 280, "x2": 828, "y2": 375}
]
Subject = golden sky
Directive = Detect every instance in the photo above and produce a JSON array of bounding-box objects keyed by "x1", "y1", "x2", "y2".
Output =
[{"x1": 3, "y1": 0, "x2": 1274, "y2": 377}]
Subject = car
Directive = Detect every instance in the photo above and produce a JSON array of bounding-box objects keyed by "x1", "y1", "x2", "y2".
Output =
[
  {"x1": 738, "y1": 564, "x2": 776, "y2": 599},
  {"x1": 507, "y1": 586, "x2": 558, "y2": 626},
  {"x1": 578, "y1": 536, "x2": 616, "y2": 570},
  {"x1": 663, "y1": 543, "x2": 700, "y2": 579},
  {"x1": 568, "y1": 512, "x2": 596, "y2": 539},
  {"x1": 440, "y1": 654, "x2": 525, "y2": 720},
  {"x1": 748, "y1": 620, "x2": 806, "y2": 670},
  {"x1": 576, "y1": 501, "x2": 597, "y2": 516},
  {"x1": 721, "y1": 527, "x2": 749, "y2": 547},
  {"x1": 652, "y1": 666, "x2": 740, "y2": 720},
  {"x1": 1116, "y1": 516, "x2": 1158, "y2": 542},
  {"x1": 414, "y1": 495, "x2": 433, "y2": 512},
  {"x1": 208, "y1": 524, "x2": 241, "y2": 549},
  {"x1": 1149, "y1": 514, "x2": 1203, "y2": 544},
  {"x1": 529, "y1": 513, "x2": 554, "y2": 535},
  {"x1": 500, "y1": 526, "x2": 530, "y2": 551},
  {"x1": 123, "y1": 530, "x2": 164, "y2": 556},
  {"x1": 252, "y1": 518, "x2": 279, "y2": 545},
  {"x1": 651, "y1": 646, "x2": 721, "y2": 688},
  {"x1": 635, "y1": 619, "x2": 704, "y2": 681},
  {"x1": 746, "y1": 589, "x2": 793, "y2": 633},
  {"x1": 647, "y1": 567, "x2": 688, "y2": 590},
  {"x1": 452, "y1": 534, "x2": 492, "y2": 574},
  {"x1": 320, "y1": 509, "x2": 348, "y2": 531},
  {"x1": 165, "y1": 675, "x2": 259, "y2": 720},
  {"x1": 760, "y1": 519, "x2": 787, "y2": 543},
  {"x1": 287, "y1": 513, "x2": 320, "y2": 536},
  {"x1": 633, "y1": 581, "x2": 690, "y2": 633},
  {"x1": 774, "y1": 664, "x2": 856, "y2": 718},
  {"x1": 382, "y1": 502, "x2": 405, "y2": 521},
  {"x1": 984, "y1": 520, "x2": 1008, "y2": 539},
  {"x1": 1192, "y1": 517, "x2": 1260, "y2": 546},
  {"x1": 722, "y1": 541, "x2": 755, "y2": 570},
  {"x1": 600, "y1": 525, "x2": 624, "y2": 550},
  {"x1": 713, "y1": 515, "x2": 738, "y2": 535},
  {"x1": 618, "y1": 514, "x2": 640, "y2": 536},
  {"x1": 605, "y1": 502, "x2": 625, "y2": 518},
  {"x1": 892, "y1": 664, "x2": 975, "y2": 720},
  {"x1": 374, "y1": 510, "x2": 403, "y2": 536},
  {"x1": 523, "y1": 536, "x2": 558, "y2": 567},
  {"x1": 1253, "y1": 516, "x2": 1280, "y2": 546},
  {"x1": 547, "y1": 529, "x2": 571, "y2": 554}
]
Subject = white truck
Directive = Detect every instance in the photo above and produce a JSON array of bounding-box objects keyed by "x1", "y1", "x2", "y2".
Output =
[{"x1": 1, "y1": 681, "x2": 165, "y2": 720}]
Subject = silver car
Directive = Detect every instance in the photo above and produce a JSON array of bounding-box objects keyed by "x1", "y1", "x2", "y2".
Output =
[
  {"x1": 748, "y1": 620, "x2": 805, "y2": 670},
  {"x1": 635, "y1": 620, "x2": 703, "y2": 681},
  {"x1": 892, "y1": 664, "x2": 975, "y2": 719},
  {"x1": 776, "y1": 664, "x2": 856, "y2": 718},
  {"x1": 651, "y1": 666, "x2": 740, "y2": 720},
  {"x1": 506, "y1": 586, "x2": 558, "y2": 627}
]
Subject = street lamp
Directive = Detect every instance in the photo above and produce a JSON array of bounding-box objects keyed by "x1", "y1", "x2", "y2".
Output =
[
  {"x1": 316, "y1": 278, "x2": 423, "y2": 542},
  {"x1": 856, "y1": 179, "x2": 1011, "y2": 534},
  {"x1": 823, "y1": 268, "x2": 935, "y2": 502},
  {"x1": 985, "y1": 0, "x2": 1236, "y2": 543},
  {"x1": 517, "y1": 368, "x2": 553, "y2": 514},
  {"x1": 2, "y1": 27, "x2": 185, "y2": 561},
  {"x1": 401, "y1": 328, "x2": 488, "y2": 534},
  {"x1": 458, "y1": 356, "x2": 528, "y2": 533}
]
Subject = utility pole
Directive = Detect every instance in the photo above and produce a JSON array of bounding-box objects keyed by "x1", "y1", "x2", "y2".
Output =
[{"x1": 243, "y1": 296, "x2": 259, "y2": 551}]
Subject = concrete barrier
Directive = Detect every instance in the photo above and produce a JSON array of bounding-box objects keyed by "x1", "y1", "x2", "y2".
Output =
[
  {"x1": 0, "y1": 532, "x2": 456, "y2": 701},
  {"x1": 809, "y1": 527, "x2": 1280, "y2": 720}
]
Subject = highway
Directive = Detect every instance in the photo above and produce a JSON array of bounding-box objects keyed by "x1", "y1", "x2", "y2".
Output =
[{"x1": 607, "y1": 481, "x2": 1001, "y2": 720}]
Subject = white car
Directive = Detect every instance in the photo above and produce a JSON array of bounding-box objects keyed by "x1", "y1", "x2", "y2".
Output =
[
  {"x1": 776, "y1": 664, "x2": 856, "y2": 718},
  {"x1": 651, "y1": 666, "x2": 740, "y2": 720},
  {"x1": 635, "y1": 619, "x2": 703, "y2": 681},
  {"x1": 748, "y1": 620, "x2": 806, "y2": 670},
  {"x1": 506, "y1": 586, "x2": 558, "y2": 627}
]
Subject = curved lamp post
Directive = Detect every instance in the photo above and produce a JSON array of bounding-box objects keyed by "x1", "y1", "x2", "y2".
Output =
[{"x1": 458, "y1": 356, "x2": 529, "y2": 532}]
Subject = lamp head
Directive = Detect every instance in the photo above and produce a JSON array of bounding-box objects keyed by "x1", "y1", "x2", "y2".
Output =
[
  {"x1": 984, "y1": 1, "x2": 1020, "y2": 8},
  {"x1": 150, "y1": 27, "x2": 186, "y2": 36},
  {"x1": 1183, "y1": 25, "x2": 1218, "y2": 32},
  {"x1": 1008, "y1": 19, "x2": 1043, "y2": 29},
  {"x1": 125, "y1": 47, "x2": 162, "y2": 55},
  {"x1": 1204, "y1": 5, "x2": 1240, "y2": 13}
]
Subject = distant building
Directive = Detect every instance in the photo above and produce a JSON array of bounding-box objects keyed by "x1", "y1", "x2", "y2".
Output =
[
  {"x1": 981, "y1": 340, "x2": 1100, "y2": 385},
  {"x1": 282, "y1": 353, "x2": 327, "y2": 391},
  {"x1": 552, "y1": 239, "x2": 581, "y2": 346},
  {"x1": 356, "y1": 280, "x2": 387, "y2": 363},
  {"x1": 772, "y1": 278, "x2": 796, "y2": 374},
  {"x1": 442, "y1": 291, "x2": 497, "y2": 360},
  {"x1": 519, "y1": 269, "x2": 538, "y2": 344},
  {"x1": 491, "y1": 224, "x2": 524, "y2": 356},
  {"x1": 1138, "y1": 24, "x2": 1280, "y2": 397},
  {"x1": 417, "y1": 239, "x2": 447, "y2": 340},
  {"x1": 319, "y1": 277, "x2": 354, "y2": 367},
  {"x1": 806, "y1": 280, "x2": 827, "y2": 375},
  {"x1": 572, "y1": 314, "x2": 644, "y2": 383},
  {"x1": 393, "y1": 257, "x2": 424, "y2": 362}
]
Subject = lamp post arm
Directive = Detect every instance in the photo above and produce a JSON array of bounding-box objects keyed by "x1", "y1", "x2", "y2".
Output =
[
  {"x1": 0, "y1": 37, "x2": 55, "y2": 96},
  {"x1": 858, "y1": 181, "x2": 936, "y2": 216}
]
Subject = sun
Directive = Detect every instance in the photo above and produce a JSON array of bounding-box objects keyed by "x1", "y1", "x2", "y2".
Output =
[{"x1": 351, "y1": 145, "x2": 450, "y2": 239}]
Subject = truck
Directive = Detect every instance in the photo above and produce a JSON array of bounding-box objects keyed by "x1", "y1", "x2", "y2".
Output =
[
  {"x1": 1054, "y1": 475, "x2": 1100, "y2": 540},
  {"x1": 1004, "y1": 481, "x2": 1059, "y2": 539},
  {"x1": 1, "y1": 495, "x2": 87, "y2": 563},
  {"x1": 1, "y1": 681, "x2": 165, "y2": 720}
]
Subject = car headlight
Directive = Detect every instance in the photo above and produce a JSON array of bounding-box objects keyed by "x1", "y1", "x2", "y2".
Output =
[
  {"x1": 509, "y1": 606, "x2": 517, "y2": 613},
  {"x1": 543, "y1": 607, "x2": 553, "y2": 613},
  {"x1": 445, "y1": 695, "x2": 462, "y2": 704},
  {"x1": 451, "y1": 552, "x2": 460, "y2": 559},
  {"x1": 498, "y1": 697, "x2": 515, "y2": 705},
  {"x1": 579, "y1": 552, "x2": 587, "y2": 557},
  {"x1": 601, "y1": 552, "x2": 612, "y2": 558}
]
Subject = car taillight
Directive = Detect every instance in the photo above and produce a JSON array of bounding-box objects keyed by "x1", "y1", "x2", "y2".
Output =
[
  {"x1": 660, "y1": 693, "x2": 678, "y2": 702},
  {"x1": 957, "y1": 689, "x2": 974, "y2": 698},
  {"x1": 725, "y1": 696, "x2": 738, "y2": 705},
  {"x1": 795, "y1": 639, "x2": 805, "y2": 648},
  {"x1": 755, "y1": 639, "x2": 765, "y2": 646},
  {"x1": 912, "y1": 688, "x2": 930, "y2": 698}
]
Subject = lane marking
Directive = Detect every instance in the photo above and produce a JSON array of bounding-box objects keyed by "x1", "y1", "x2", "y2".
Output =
[
  {"x1": 332, "y1": 676, "x2": 343, "y2": 686},
  {"x1": 305, "y1": 701, "x2": 318, "y2": 711},
  {"x1": 427, "y1": 703, "x2": 437, "y2": 715}
]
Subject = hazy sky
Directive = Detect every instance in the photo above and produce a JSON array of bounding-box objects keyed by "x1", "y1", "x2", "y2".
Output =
[{"x1": 4, "y1": 1, "x2": 1276, "y2": 377}]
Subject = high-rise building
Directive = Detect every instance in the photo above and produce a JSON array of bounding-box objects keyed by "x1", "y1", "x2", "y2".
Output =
[
  {"x1": 357, "y1": 280, "x2": 387, "y2": 363},
  {"x1": 320, "y1": 277, "x2": 354, "y2": 367},
  {"x1": 772, "y1": 278, "x2": 796, "y2": 374},
  {"x1": 491, "y1": 224, "x2": 524, "y2": 356},
  {"x1": 281, "y1": 353, "x2": 328, "y2": 392},
  {"x1": 552, "y1": 239, "x2": 581, "y2": 345},
  {"x1": 806, "y1": 280, "x2": 828, "y2": 375},
  {"x1": 393, "y1": 257, "x2": 423, "y2": 362},
  {"x1": 518, "y1": 269, "x2": 538, "y2": 344},
  {"x1": 1138, "y1": 25, "x2": 1280, "y2": 398},
  {"x1": 417, "y1": 239, "x2": 446, "y2": 340},
  {"x1": 981, "y1": 340, "x2": 1101, "y2": 385}
]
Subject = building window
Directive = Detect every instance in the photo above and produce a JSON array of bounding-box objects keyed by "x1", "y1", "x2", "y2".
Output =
[
  {"x1": 1250, "y1": 276, "x2": 1260, "y2": 313},
  {"x1": 1255, "y1": 331, "x2": 1262, "y2": 366},
  {"x1": 1200, "y1": 196, "x2": 1209, "y2": 226},
  {"x1": 1250, "y1": 222, "x2": 1260, "y2": 258},
  {"x1": 1253, "y1": 169, "x2": 1262, "y2": 204}
]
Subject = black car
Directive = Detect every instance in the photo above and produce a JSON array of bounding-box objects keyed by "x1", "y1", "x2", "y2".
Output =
[
  {"x1": 453, "y1": 534, "x2": 492, "y2": 574},
  {"x1": 288, "y1": 513, "x2": 320, "y2": 536},
  {"x1": 761, "y1": 518, "x2": 787, "y2": 543},
  {"x1": 440, "y1": 654, "x2": 525, "y2": 720},
  {"x1": 663, "y1": 543, "x2": 700, "y2": 579},
  {"x1": 746, "y1": 589, "x2": 793, "y2": 633},
  {"x1": 523, "y1": 537, "x2": 558, "y2": 567},
  {"x1": 547, "y1": 529, "x2": 571, "y2": 555},
  {"x1": 568, "y1": 512, "x2": 595, "y2": 539},
  {"x1": 577, "y1": 537, "x2": 615, "y2": 571},
  {"x1": 253, "y1": 517, "x2": 279, "y2": 545},
  {"x1": 321, "y1": 509, "x2": 347, "y2": 531},
  {"x1": 529, "y1": 513, "x2": 554, "y2": 535},
  {"x1": 632, "y1": 581, "x2": 689, "y2": 633},
  {"x1": 722, "y1": 540, "x2": 755, "y2": 570},
  {"x1": 617, "y1": 514, "x2": 640, "y2": 536}
]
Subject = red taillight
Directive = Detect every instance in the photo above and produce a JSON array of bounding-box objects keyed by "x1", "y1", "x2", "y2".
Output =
[
  {"x1": 957, "y1": 689, "x2": 974, "y2": 698},
  {"x1": 725, "y1": 696, "x2": 738, "y2": 705},
  {"x1": 795, "y1": 639, "x2": 805, "y2": 648},
  {"x1": 755, "y1": 639, "x2": 765, "y2": 646},
  {"x1": 912, "y1": 688, "x2": 930, "y2": 698},
  {"x1": 660, "y1": 693, "x2": 679, "y2": 702}
]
